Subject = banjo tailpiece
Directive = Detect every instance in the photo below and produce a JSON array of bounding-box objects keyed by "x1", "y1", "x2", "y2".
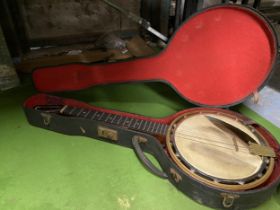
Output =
[
  {"x1": 248, "y1": 143, "x2": 276, "y2": 158},
  {"x1": 206, "y1": 115, "x2": 276, "y2": 158}
]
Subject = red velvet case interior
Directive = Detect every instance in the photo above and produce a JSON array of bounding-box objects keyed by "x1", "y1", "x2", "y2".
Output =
[{"x1": 33, "y1": 5, "x2": 277, "y2": 107}]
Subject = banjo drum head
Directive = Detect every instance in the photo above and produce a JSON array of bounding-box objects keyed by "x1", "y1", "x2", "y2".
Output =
[{"x1": 166, "y1": 110, "x2": 275, "y2": 191}]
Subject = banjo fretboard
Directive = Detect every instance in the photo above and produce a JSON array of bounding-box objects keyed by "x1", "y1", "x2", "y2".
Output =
[{"x1": 60, "y1": 105, "x2": 168, "y2": 136}]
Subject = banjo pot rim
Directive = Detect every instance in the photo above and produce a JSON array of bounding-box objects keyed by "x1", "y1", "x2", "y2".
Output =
[{"x1": 166, "y1": 109, "x2": 275, "y2": 191}]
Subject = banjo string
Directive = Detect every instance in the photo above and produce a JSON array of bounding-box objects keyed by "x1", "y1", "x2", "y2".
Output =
[
  {"x1": 175, "y1": 135, "x2": 252, "y2": 153},
  {"x1": 175, "y1": 134, "x2": 251, "y2": 153},
  {"x1": 175, "y1": 130, "x2": 253, "y2": 149}
]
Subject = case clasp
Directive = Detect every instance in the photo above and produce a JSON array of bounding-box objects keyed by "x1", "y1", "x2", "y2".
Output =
[
  {"x1": 97, "y1": 126, "x2": 118, "y2": 141},
  {"x1": 170, "y1": 168, "x2": 182, "y2": 183},
  {"x1": 221, "y1": 193, "x2": 239, "y2": 208},
  {"x1": 41, "y1": 113, "x2": 52, "y2": 126}
]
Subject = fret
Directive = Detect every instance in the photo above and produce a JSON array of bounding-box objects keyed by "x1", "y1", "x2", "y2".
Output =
[
  {"x1": 146, "y1": 121, "x2": 152, "y2": 132},
  {"x1": 99, "y1": 112, "x2": 108, "y2": 121},
  {"x1": 127, "y1": 118, "x2": 134, "y2": 127},
  {"x1": 91, "y1": 111, "x2": 98, "y2": 120},
  {"x1": 72, "y1": 107, "x2": 82, "y2": 116},
  {"x1": 95, "y1": 112, "x2": 102, "y2": 120},
  {"x1": 80, "y1": 109, "x2": 89, "y2": 118},
  {"x1": 110, "y1": 114, "x2": 117, "y2": 124},
  {"x1": 76, "y1": 108, "x2": 84, "y2": 117},
  {"x1": 105, "y1": 114, "x2": 112, "y2": 122},
  {"x1": 162, "y1": 125, "x2": 168, "y2": 135},
  {"x1": 116, "y1": 115, "x2": 123, "y2": 125},
  {"x1": 119, "y1": 116, "x2": 127, "y2": 125},
  {"x1": 154, "y1": 124, "x2": 160, "y2": 134},
  {"x1": 133, "y1": 119, "x2": 141, "y2": 129},
  {"x1": 62, "y1": 106, "x2": 73, "y2": 115},
  {"x1": 130, "y1": 119, "x2": 137, "y2": 129},
  {"x1": 122, "y1": 117, "x2": 128, "y2": 126},
  {"x1": 131, "y1": 119, "x2": 139, "y2": 129},
  {"x1": 120, "y1": 116, "x2": 128, "y2": 125},
  {"x1": 60, "y1": 105, "x2": 69, "y2": 114},
  {"x1": 69, "y1": 107, "x2": 76, "y2": 115},
  {"x1": 98, "y1": 112, "x2": 104, "y2": 120},
  {"x1": 150, "y1": 122, "x2": 156, "y2": 133},
  {"x1": 154, "y1": 123, "x2": 159, "y2": 133},
  {"x1": 142, "y1": 121, "x2": 148, "y2": 131},
  {"x1": 159, "y1": 124, "x2": 164, "y2": 135},
  {"x1": 137, "y1": 120, "x2": 143, "y2": 130},
  {"x1": 123, "y1": 118, "x2": 131, "y2": 127},
  {"x1": 85, "y1": 110, "x2": 94, "y2": 119},
  {"x1": 84, "y1": 110, "x2": 91, "y2": 118}
]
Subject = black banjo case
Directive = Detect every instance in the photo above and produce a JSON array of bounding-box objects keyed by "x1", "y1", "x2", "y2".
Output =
[{"x1": 23, "y1": 4, "x2": 280, "y2": 210}]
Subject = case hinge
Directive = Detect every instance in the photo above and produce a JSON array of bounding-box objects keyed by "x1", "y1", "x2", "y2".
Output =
[{"x1": 41, "y1": 113, "x2": 52, "y2": 126}]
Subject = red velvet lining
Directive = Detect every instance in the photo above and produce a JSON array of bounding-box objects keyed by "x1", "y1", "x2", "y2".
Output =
[{"x1": 33, "y1": 5, "x2": 277, "y2": 107}]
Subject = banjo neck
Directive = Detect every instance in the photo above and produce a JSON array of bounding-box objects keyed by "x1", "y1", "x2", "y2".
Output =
[{"x1": 57, "y1": 105, "x2": 169, "y2": 137}]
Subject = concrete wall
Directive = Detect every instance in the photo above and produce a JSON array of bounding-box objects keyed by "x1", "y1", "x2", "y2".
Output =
[{"x1": 18, "y1": 0, "x2": 140, "y2": 44}]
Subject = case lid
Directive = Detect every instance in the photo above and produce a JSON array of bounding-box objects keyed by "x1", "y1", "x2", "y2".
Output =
[
  {"x1": 167, "y1": 5, "x2": 278, "y2": 106},
  {"x1": 32, "y1": 5, "x2": 278, "y2": 107}
]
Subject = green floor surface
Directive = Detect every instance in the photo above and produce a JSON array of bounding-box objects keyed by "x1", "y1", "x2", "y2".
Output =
[{"x1": 0, "y1": 78, "x2": 280, "y2": 210}]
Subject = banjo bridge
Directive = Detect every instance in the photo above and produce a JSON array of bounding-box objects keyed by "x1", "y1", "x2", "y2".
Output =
[{"x1": 248, "y1": 143, "x2": 276, "y2": 158}]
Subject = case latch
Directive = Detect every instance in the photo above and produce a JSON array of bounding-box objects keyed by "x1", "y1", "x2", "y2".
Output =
[
  {"x1": 170, "y1": 168, "x2": 182, "y2": 183},
  {"x1": 41, "y1": 113, "x2": 52, "y2": 126},
  {"x1": 221, "y1": 193, "x2": 239, "y2": 208},
  {"x1": 97, "y1": 126, "x2": 118, "y2": 141}
]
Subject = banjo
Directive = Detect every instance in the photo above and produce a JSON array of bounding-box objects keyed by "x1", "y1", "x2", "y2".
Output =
[{"x1": 30, "y1": 98, "x2": 277, "y2": 193}]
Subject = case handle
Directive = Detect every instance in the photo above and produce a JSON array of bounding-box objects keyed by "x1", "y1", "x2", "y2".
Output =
[{"x1": 132, "y1": 136, "x2": 168, "y2": 179}]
